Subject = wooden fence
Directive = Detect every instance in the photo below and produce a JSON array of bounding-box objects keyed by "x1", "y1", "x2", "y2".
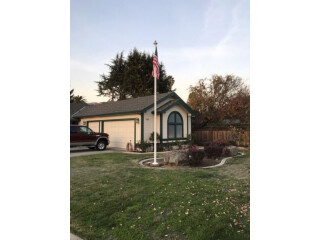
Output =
[{"x1": 192, "y1": 130, "x2": 250, "y2": 146}]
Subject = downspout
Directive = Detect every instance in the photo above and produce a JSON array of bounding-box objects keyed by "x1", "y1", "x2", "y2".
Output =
[{"x1": 141, "y1": 112, "x2": 144, "y2": 142}]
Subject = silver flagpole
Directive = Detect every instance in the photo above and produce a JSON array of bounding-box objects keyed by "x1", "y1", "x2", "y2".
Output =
[{"x1": 152, "y1": 40, "x2": 158, "y2": 166}]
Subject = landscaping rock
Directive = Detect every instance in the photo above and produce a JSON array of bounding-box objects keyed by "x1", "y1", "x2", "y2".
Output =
[
  {"x1": 163, "y1": 153, "x2": 169, "y2": 165},
  {"x1": 172, "y1": 145, "x2": 180, "y2": 150},
  {"x1": 223, "y1": 146, "x2": 238, "y2": 156},
  {"x1": 163, "y1": 150, "x2": 189, "y2": 166}
]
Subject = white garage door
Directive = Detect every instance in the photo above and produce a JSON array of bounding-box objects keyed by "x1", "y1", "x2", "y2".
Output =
[{"x1": 103, "y1": 120, "x2": 135, "y2": 149}]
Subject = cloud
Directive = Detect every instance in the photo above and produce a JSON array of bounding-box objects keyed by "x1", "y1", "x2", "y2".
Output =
[
  {"x1": 201, "y1": 0, "x2": 249, "y2": 47},
  {"x1": 158, "y1": 0, "x2": 249, "y2": 91}
]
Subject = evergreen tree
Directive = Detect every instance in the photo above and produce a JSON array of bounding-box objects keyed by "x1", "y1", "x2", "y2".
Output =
[
  {"x1": 98, "y1": 52, "x2": 126, "y2": 101},
  {"x1": 70, "y1": 89, "x2": 74, "y2": 103},
  {"x1": 96, "y1": 48, "x2": 175, "y2": 101},
  {"x1": 73, "y1": 95, "x2": 87, "y2": 103},
  {"x1": 70, "y1": 88, "x2": 87, "y2": 103}
]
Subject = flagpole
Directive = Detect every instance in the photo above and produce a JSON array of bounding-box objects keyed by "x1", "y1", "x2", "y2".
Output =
[{"x1": 152, "y1": 40, "x2": 158, "y2": 166}]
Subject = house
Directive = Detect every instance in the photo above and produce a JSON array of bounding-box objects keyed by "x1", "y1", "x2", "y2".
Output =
[
  {"x1": 71, "y1": 92, "x2": 196, "y2": 149},
  {"x1": 70, "y1": 102, "x2": 88, "y2": 124}
]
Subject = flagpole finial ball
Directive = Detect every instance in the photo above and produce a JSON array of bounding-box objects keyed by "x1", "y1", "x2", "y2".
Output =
[{"x1": 153, "y1": 40, "x2": 158, "y2": 45}]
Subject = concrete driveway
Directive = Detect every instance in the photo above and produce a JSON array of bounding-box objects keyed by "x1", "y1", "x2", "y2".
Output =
[{"x1": 70, "y1": 146, "x2": 125, "y2": 157}]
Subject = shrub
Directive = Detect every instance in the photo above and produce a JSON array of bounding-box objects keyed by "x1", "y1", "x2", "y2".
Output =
[
  {"x1": 149, "y1": 132, "x2": 160, "y2": 142},
  {"x1": 157, "y1": 144, "x2": 164, "y2": 152},
  {"x1": 227, "y1": 126, "x2": 250, "y2": 147},
  {"x1": 186, "y1": 134, "x2": 194, "y2": 146},
  {"x1": 228, "y1": 140, "x2": 237, "y2": 146},
  {"x1": 165, "y1": 141, "x2": 175, "y2": 150},
  {"x1": 188, "y1": 148, "x2": 205, "y2": 166},
  {"x1": 189, "y1": 145, "x2": 198, "y2": 150},
  {"x1": 175, "y1": 140, "x2": 183, "y2": 149},
  {"x1": 135, "y1": 141, "x2": 149, "y2": 152},
  {"x1": 213, "y1": 139, "x2": 229, "y2": 147},
  {"x1": 204, "y1": 143, "x2": 223, "y2": 159},
  {"x1": 224, "y1": 148, "x2": 231, "y2": 157},
  {"x1": 182, "y1": 143, "x2": 195, "y2": 150},
  {"x1": 204, "y1": 140, "x2": 229, "y2": 159},
  {"x1": 228, "y1": 126, "x2": 241, "y2": 144}
]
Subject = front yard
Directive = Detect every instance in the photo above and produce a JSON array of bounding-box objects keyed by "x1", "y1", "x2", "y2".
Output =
[{"x1": 70, "y1": 152, "x2": 250, "y2": 239}]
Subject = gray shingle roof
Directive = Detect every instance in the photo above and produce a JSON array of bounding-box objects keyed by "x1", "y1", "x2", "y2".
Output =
[
  {"x1": 73, "y1": 92, "x2": 174, "y2": 118},
  {"x1": 70, "y1": 102, "x2": 88, "y2": 117}
]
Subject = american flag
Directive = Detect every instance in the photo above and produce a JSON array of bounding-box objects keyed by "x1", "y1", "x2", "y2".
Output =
[{"x1": 152, "y1": 46, "x2": 160, "y2": 79}]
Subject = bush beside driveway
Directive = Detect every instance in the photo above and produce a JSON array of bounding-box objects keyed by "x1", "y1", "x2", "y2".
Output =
[{"x1": 70, "y1": 152, "x2": 250, "y2": 239}]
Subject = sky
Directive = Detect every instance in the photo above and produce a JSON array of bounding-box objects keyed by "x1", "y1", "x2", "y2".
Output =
[{"x1": 71, "y1": 0, "x2": 249, "y2": 103}]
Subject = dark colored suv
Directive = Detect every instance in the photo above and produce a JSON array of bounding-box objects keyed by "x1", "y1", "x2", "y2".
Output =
[{"x1": 70, "y1": 125, "x2": 109, "y2": 150}]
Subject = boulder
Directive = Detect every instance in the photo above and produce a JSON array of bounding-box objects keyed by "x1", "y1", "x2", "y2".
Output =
[
  {"x1": 223, "y1": 146, "x2": 238, "y2": 156},
  {"x1": 163, "y1": 153, "x2": 170, "y2": 165},
  {"x1": 163, "y1": 150, "x2": 189, "y2": 166},
  {"x1": 171, "y1": 145, "x2": 180, "y2": 150}
]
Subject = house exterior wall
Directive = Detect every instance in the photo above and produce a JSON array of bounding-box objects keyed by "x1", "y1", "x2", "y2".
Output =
[
  {"x1": 143, "y1": 103, "x2": 192, "y2": 143},
  {"x1": 162, "y1": 104, "x2": 189, "y2": 141},
  {"x1": 188, "y1": 114, "x2": 192, "y2": 137},
  {"x1": 87, "y1": 121, "x2": 100, "y2": 133},
  {"x1": 142, "y1": 97, "x2": 174, "y2": 142},
  {"x1": 143, "y1": 109, "x2": 160, "y2": 141}
]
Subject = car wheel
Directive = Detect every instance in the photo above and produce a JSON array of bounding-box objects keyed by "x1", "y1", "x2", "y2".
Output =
[{"x1": 96, "y1": 139, "x2": 107, "y2": 151}]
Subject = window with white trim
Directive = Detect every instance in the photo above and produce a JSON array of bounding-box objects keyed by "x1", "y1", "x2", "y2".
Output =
[{"x1": 167, "y1": 111, "x2": 183, "y2": 139}]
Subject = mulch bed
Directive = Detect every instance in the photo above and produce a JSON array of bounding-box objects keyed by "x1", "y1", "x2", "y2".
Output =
[{"x1": 142, "y1": 156, "x2": 224, "y2": 169}]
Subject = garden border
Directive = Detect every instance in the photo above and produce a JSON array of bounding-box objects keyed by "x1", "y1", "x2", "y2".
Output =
[
  {"x1": 138, "y1": 152, "x2": 244, "y2": 169},
  {"x1": 139, "y1": 158, "x2": 164, "y2": 167}
]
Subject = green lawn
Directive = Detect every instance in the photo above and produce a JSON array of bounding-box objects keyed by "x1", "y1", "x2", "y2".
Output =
[{"x1": 71, "y1": 152, "x2": 250, "y2": 240}]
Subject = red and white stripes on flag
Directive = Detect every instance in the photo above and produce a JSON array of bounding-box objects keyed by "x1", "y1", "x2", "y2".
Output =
[{"x1": 152, "y1": 46, "x2": 160, "y2": 79}]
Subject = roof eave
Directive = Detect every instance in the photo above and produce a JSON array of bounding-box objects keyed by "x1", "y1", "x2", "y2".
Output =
[
  {"x1": 173, "y1": 93, "x2": 196, "y2": 116},
  {"x1": 142, "y1": 92, "x2": 176, "y2": 113},
  {"x1": 74, "y1": 110, "x2": 142, "y2": 118},
  {"x1": 71, "y1": 106, "x2": 87, "y2": 117},
  {"x1": 152, "y1": 99, "x2": 196, "y2": 116}
]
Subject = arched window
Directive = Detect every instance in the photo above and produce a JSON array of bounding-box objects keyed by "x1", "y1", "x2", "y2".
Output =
[{"x1": 167, "y1": 111, "x2": 183, "y2": 139}]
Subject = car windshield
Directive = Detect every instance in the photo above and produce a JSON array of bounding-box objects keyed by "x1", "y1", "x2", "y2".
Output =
[{"x1": 79, "y1": 126, "x2": 93, "y2": 134}]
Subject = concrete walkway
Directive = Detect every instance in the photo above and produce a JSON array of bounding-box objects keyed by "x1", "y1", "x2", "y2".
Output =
[{"x1": 70, "y1": 147, "x2": 165, "y2": 157}]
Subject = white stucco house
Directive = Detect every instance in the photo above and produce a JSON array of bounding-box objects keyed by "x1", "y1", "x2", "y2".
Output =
[{"x1": 71, "y1": 92, "x2": 195, "y2": 149}]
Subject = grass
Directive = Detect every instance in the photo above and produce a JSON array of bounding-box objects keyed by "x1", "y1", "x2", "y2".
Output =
[{"x1": 71, "y1": 152, "x2": 250, "y2": 240}]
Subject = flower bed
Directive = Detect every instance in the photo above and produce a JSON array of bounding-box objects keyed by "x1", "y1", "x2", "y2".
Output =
[{"x1": 140, "y1": 156, "x2": 224, "y2": 169}]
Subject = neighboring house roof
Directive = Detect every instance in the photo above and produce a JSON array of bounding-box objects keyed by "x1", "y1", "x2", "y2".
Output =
[
  {"x1": 70, "y1": 102, "x2": 88, "y2": 118},
  {"x1": 72, "y1": 92, "x2": 196, "y2": 118},
  {"x1": 223, "y1": 119, "x2": 241, "y2": 124}
]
